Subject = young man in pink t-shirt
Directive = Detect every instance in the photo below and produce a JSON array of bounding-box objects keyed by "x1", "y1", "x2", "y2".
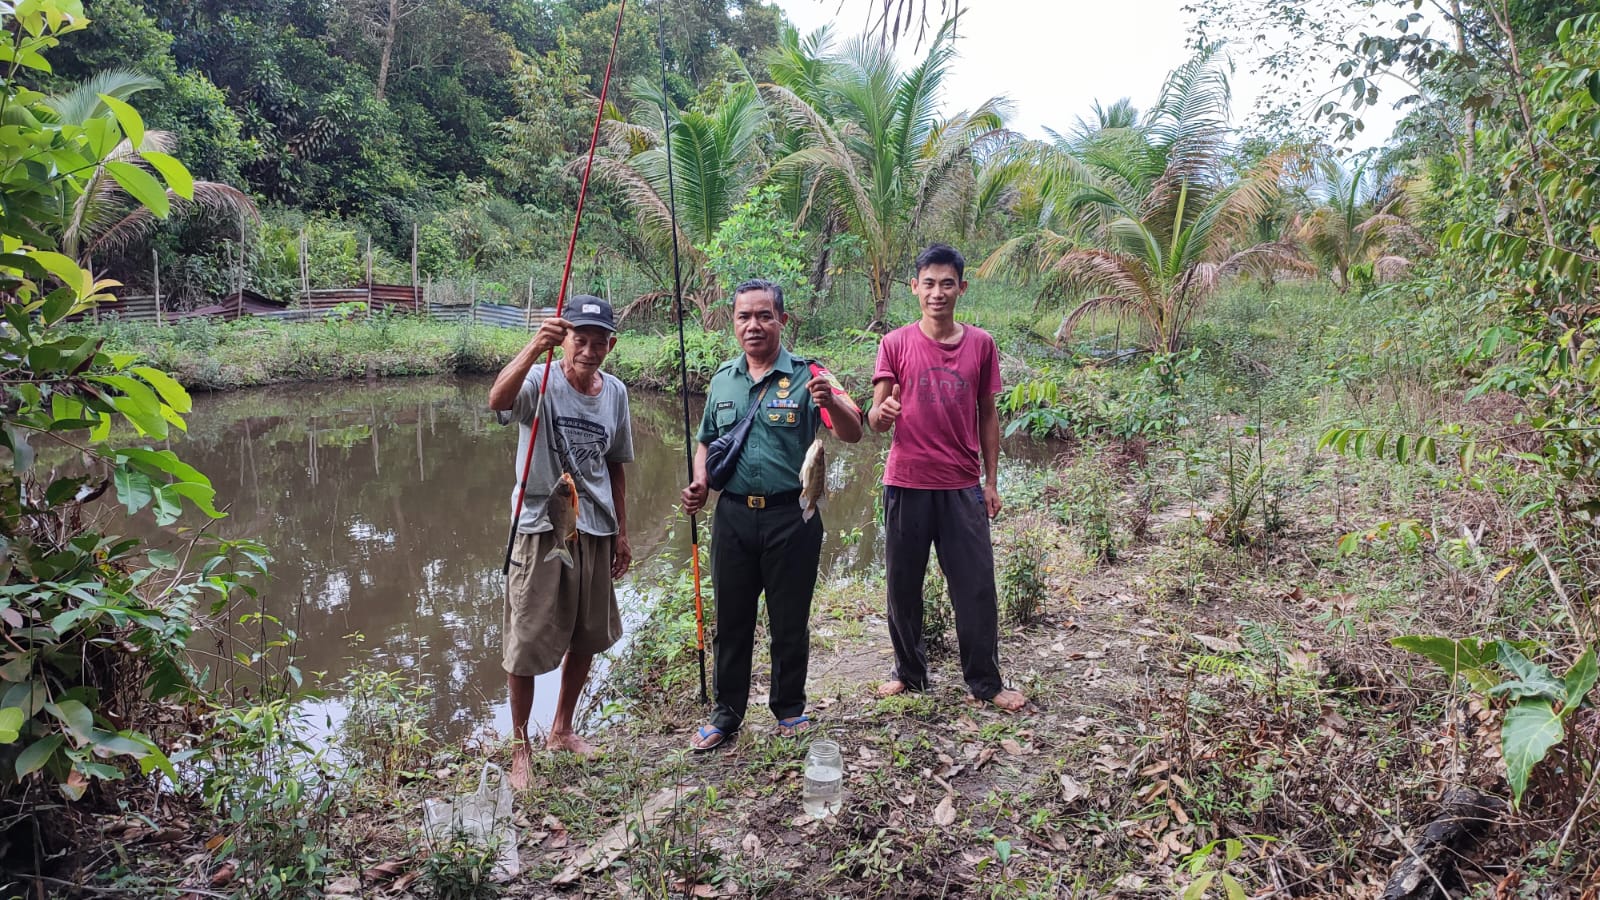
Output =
[{"x1": 867, "y1": 244, "x2": 1027, "y2": 712}]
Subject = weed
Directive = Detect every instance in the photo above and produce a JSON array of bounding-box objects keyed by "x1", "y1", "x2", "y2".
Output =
[
  {"x1": 923, "y1": 564, "x2": 952, "y2": 653},
  {"x1": 1000, "y1": 517, "x2": 1051, "y2": 625},
  {"x1": 338, "y1": 664, "x2": 434, "y2": 782},
  {"x1": 420, "y1": 835, "x2": 503, "y2": 900},
  {"x1": 1055, "y1": 451, "x2": 1120, "y2": 563}
]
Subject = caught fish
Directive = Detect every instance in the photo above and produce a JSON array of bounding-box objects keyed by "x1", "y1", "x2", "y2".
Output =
[
  {"x1": 800, "y1": 438, "x2": 827, "y2": 522},
  {"x1": 543, "y1": 472, "x2": 579, "y2": 568}
]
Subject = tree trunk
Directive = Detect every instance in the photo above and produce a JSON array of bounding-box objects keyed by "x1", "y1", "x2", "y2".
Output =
[
  {"x1": 376, "y1": 0, "x2": 399, "y2": 101},
  {"x1": 1450, "y1": 0, "x2": 1475, "y2": 172},
  {"x1": 869, "y1": 265, "x2": 892, "y2": 333},
  {"x1": 808, "y1": 213, "x2": 840, "y2": 316},
  {"x1": 1380, "y1": 788, "x2": 1505, "y2": 900}
]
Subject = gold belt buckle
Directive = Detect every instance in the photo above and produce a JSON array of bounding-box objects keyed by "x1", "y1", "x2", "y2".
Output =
[{"x1": 746, "y1": 495, "x2": 766, "y2": 509}]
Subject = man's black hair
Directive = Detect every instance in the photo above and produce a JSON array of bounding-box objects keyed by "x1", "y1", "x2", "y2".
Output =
[
  {"x1": 914, "y1": 243, "x2": 966, "y2": 281},
  {"x1": 732, "y1": 278, "x2": 785, "y2": 314}
]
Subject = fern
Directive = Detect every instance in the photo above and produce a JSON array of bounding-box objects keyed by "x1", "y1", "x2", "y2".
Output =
[
  {"x1": 1190, "y1": 654, "x2": 1266, "y2": 688},
  {"x1": 1240, "y1": 620, "x2": 1286, "y2": 662}
]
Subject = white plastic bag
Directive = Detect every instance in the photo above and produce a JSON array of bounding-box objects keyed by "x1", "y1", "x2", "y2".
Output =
[{"x1": 423, "y1": 762, "x2": 520, "y2": 882}]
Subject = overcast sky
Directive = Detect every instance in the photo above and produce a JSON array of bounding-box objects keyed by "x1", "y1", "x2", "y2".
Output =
[{"x1": 772, "y1": 0, "x2": 1414, "y2": 149}]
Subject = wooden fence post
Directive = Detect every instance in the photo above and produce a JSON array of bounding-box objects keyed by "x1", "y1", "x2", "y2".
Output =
[
  {"x1": 365, "y1": 236, "x2": 373, "y2": 319},
  {"x1": 153, "y1": 249, "x2": 162, "y2": 327},
  {"x1": 236, "y1": 209, "x2": 246, "y2": 319},
  {"x1": 411, "y1": 222, "x2": 420, "y2": 312},
  {"x1": 299, "y1": 227, "x2": 310, "y2": 303}
]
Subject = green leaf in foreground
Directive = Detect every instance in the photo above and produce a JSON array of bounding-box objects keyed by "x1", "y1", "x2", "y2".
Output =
[
  {"x1": 0, "y1": 707, "x2": 23, "y2": 743},
  {"x1": 104, "y1": 161, "x2": 169, "y2": 218},
  {"x1": 1565, "y1": 648, "x2": 1597, "y2": 710},
  {"x1": 1391, "y1": 634, "x2": 1498, "y2": 692},
  {"x1": 137, "y1": 150, "x2": 192, "y2": 199},
  {"x1": 1501, "y1": 699, "x2": 1563, "y2": 806},
  {"x1": 15, "y1": 733, "x2": 63, "y2": 777}
]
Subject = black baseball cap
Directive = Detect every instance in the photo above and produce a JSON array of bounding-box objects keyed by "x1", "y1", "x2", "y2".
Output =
[{"x1": 565, "y1": 294, "x2": 617, "y2": 332}]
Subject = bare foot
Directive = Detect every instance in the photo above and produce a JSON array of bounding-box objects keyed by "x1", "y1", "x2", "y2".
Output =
[
  {"x1": 509, "y1": 744, "x2": 532, "y2": 790},
  {"x1": 987, "y1": 688, "x2": 1027, "y2": 712},
  {"x1": 876, "y1": 679, "x2": 908, "y2": 697},
  {"x1": 545, "y1": 730, "x2": 598, "y2": 757}
]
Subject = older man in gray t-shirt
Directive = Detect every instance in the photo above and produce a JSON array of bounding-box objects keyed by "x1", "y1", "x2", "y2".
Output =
[{"x1": 488, "y1": 295, "x2": 633, "y2": 787}]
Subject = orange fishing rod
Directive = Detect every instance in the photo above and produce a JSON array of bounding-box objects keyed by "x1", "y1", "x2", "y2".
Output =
[
  {"x1": 502, "y1": 0, "x2": 628, "y2": 576},
  {"x1": 655, "y1": 2, "x2": 709, "y2": 704}
]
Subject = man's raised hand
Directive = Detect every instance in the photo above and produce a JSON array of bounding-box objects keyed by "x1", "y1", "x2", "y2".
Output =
[
  {"x1": 874, "y1": 383, "x2": 902, "y2": 431},
  {"x1": 529, "y1": 316, "x2": 571, "y2": 357}
]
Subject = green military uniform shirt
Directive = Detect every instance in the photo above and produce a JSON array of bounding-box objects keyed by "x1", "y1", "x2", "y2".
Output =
[{"x1": 697, "y1": 347, "x2": 823, "y2": 497}]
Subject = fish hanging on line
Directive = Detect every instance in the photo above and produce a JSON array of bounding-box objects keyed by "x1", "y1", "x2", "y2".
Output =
[
  {"x1": 543, "y1": 472, "x2": 580, "y2": 568},
  {"x1": 800, "y1": 438, "x2": 827, "y2": 522}
]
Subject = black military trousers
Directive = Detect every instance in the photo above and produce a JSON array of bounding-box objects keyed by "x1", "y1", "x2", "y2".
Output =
[
  {"x1": 708, "y1": 492, "x2": 823, "y2": 734},
  {"x1": 883, "y1": 485, "x2": 1005, "y2": 700}
]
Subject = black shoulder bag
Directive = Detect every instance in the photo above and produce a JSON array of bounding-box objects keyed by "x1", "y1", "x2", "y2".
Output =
[{"x1": 705, "y1": 382, "x2": 770, "y2": 491}]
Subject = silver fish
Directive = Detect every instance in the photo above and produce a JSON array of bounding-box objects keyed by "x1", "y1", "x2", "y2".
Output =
[
  {"x1": 800, "y1": 438, "x2": 826, "y2": 522},
  {"x1": 543, "y1": 472, "x2": 579, "y2": 568}
]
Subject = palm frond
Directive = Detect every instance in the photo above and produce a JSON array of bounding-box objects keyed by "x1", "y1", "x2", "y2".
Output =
[
  {"x1": 44, "y1": 69, "x2": 161, "y2": 126},
  {"x1": 88, "y1": 182, "x2": 261, "y2": 258}
]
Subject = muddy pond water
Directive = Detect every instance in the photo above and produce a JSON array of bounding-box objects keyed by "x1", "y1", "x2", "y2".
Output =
[{"x1": 171, "y1": 375, "x2": 1050, "y2": 743}]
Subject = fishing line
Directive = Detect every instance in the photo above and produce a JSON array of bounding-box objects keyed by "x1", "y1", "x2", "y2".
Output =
[
  {"x1": 502, "y1": 0, "x2": 628, "y2": 576},
  {"x1": 655, "y1": 0, "x2": 710, "y2": 705}
]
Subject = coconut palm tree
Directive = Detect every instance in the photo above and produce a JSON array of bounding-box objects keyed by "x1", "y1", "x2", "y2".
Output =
[
  {"x1": 1298, "y1": 154, "x2": 1415, "y2": 292},
  {"x1": 44, "y1": 70, "x2": 258, "y2": 266},
  {"x1": 588, "y1": 77, "x2": 769, "y2": 321},
  {"x1": 978, "y1": 48, "x2": 1302, "y2": 354},
  {"x1": 766, "y1": 27, "x2": 1006, "y2": 330}
]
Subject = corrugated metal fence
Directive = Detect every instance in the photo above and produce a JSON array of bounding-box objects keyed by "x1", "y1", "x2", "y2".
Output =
[{"x1": 78, "y1": 283, "x2": 557, "y2": 333}]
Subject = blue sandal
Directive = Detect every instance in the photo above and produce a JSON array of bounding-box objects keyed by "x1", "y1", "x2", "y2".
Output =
[
  {"x1": 691, "y1": 724, "x2": 729, "y2": 752},
  {"x1": 775, "y1": 714, "x2": 813, "y2": 737}
]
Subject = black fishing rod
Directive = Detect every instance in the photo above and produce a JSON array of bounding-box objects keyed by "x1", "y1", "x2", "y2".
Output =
[{"x1": 656, "y1": 2, "x2": 709, "y2": 705}]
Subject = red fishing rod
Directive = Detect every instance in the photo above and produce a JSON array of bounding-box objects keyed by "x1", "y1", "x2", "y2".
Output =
[
  {"x1": 502, "y1": 0, "x2": 628, "y2": 575},
  {"x1": 655, "y1": 3, "x2": 708, "y2": 704}
]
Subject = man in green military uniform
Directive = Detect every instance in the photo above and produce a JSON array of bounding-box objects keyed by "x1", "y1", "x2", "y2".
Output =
[{"x1": 681, "y1": 279, "x2": 863, "y2": 750}]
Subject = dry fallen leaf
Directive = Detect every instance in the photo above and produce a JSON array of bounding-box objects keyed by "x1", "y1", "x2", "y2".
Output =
[
  {"x1": 325, "y1": 875, "x2": 361, "y2": 895},
  {"x1": 1000, "y1": 739, "x2": 1025, "y2": 756},
  {"x1": 362, "y1": 859, "x2": 408, "y2": 882},
  {"x1": 741, "y1": 833, "x2": 761, "y2": 855},
  {"x1": 203, "y1": 834, "x2": 227, "y2": 852},
  {"x1": 1166, "y1": 797, "x2": 1190, "y2": 826},
  {"x1": 1059, "y1": 774, "x2": 1086, "y2": 804},
  {"x1": 974, "y1": 747, "x2": 996, "y2": 770},
  {"x1": 898, "y1": 793, "x2": 916, "y2": 806},
  {"x1": 933, "y1": 795, "x2": 956, "y2": 827},
  {"x1": 1192, "y1": 633, "x2": 1243, "y2": 654},
  {"x1": 208, "y1": 861, "x2": 237, "y2": 889}
]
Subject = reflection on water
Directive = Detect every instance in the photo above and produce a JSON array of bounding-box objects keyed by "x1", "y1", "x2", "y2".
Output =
[{"x1": 174, "y1": 375, "x2": 913, "y2": 742}]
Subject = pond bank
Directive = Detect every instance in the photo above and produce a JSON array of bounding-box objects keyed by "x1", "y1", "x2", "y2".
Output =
[
  {"x1": 83, "y1": 316, "x2": 881, "y2": 394},
  {"x1": 76, "y1": 419, "x2": 1525, "y2": 898}
]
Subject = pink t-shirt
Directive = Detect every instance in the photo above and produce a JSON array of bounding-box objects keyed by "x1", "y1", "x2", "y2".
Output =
[{"x1": 874, "y1": 322, "x2": 1002, "y2": 489}]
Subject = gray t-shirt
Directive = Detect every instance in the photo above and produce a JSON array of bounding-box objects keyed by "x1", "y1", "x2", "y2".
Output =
[{"x1": 497, "y1": 363, "x2": 634, "y2": 536}]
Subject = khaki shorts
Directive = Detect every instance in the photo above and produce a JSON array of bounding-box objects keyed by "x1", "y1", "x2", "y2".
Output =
[{"x1": 503, "y1": 530, "x2": 622, "y2": 677}]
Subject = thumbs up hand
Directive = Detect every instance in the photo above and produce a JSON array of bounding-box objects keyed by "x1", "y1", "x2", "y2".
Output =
[{"x1": 873, "y1": 382, "x2": 903, "y2": 432}]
